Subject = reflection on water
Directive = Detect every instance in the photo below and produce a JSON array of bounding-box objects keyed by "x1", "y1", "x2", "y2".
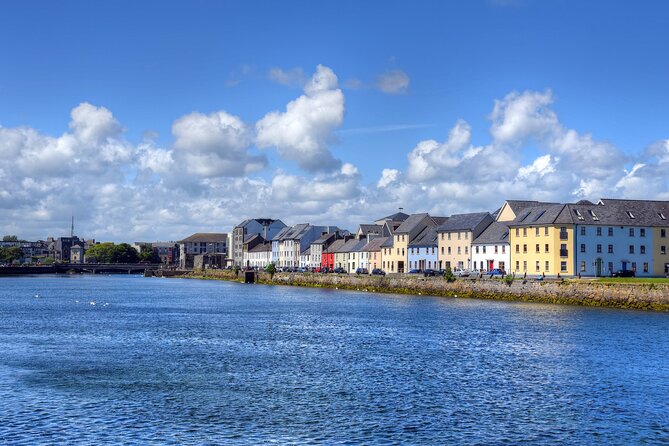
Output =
[{"x1": 1, "y1": 275, "x2": 668, "y2": 444}]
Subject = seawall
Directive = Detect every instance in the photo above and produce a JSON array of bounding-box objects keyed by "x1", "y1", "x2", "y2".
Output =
[{"x1": 184, "y1": 271, "x2": 669, "y2": 311}]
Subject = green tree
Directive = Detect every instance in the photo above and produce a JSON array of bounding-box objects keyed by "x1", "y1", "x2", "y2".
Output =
[
  {"x1": 138, "y1": 244, "x2": 160, "y2": 263},
  {"x1": 85, "y1": 243, "x2": 140, "y2": 263},
  {"x1": 233, "y1": 265, "x2": 240, "y2": 277},
  {"x1": 443, "y1": 266, "x2": 456, "y2": 283},
  {"x1": 0, "y1": 246, "x2": 23, "y2": 263},
  {"x1": 2, "y1": 235, "x2": 18, "y2": 242},
  {"x1": 264, "y1": 262, "x2": 276, "y2": 279}
]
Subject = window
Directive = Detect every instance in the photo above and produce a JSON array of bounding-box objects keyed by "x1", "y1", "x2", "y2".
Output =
[
  {"x1": 575, "y1": 209, "x2": 584, "y2": 220},
  {"x1": 643, "y1": 262, "x2": 649, "y2": 273},
  {"x1": 523, "y1": 244, "x2": 527, "y2": 253},
  {"x1": 661, "y1": 246, "x2": 666, "y2": 255},
  {"x1": 465, "y1": 247, "x2": 469, "y2": 255},
  {"x1": 608, "y1": 245, "x2": 614, "y2": 254},
  {"x1": 545, "y1": 227, "x2": 549, "y2": 236},
  {"x1": 502, "y1": 246, "x2": 506, "y2": 254},
  {"x1": 560, "y1": 243, "x2": 568, "y2": 257},
  {"x1": 580, "y1": 227, "x2": 586, "y2": 236},
  {"x1": 515, "y1": 244, "x2": 520, "y2": 253},
  {"x1": 457, "y1": 247, "x2": 461, "y2": 255},
  {"x1": 608, "y1": 227, "x2": 613, "y2": 236},
  {"x1": 448, "y1": 247, "x2": 452, "y2": 255},
  {"x1": 465, "y1": 233, "x2": 469, "y2": 240},
  {"x1": 608, "y1": 262, "x2": 613, "y2": 272},
  {"x1": 523, "y1": 261, "x2": 527, "y2": 271},
  {"x1": 494, "y1": 245, "x2": 498, "y2": 254},
  {"x1": 580, "y1": 244, "x2": 586, "y2": 253},
  {"x1": 640, "y1": 228, "x2": 646, "y2": 237},
  {"x1": 589, "y1": 210, "x2": 599, "y2": 221},
  {"x1": 629, "y1": 245, "x2": 634, "y2": 254},
  {"x1": 545, "y1": 261, "x2": 550, "y2": 271},
  {"x1": 560, "y1": 227, "x2": 568, "y2": 240},
  {"x1": 536, "y1": 261, "x2": 540, "y2": 272},
  {"x1": 458, "y1": 232, "x2": 461, "y2": 240},
  {"x1": 596, "y1": 227, "x2": 602, "y2": 236},
  {"x1": 482, "y1": 246, "x2": 486, "y2": 254},
  {"x1": 448, "y1": 233, "x2": 451, "y2": 240},
  {"x1": 632, "y1": 262, "x2": 637, "y2": 272},
  {"x1": 515, "y1": 228, "x2": 519, "y2": 237},
  {"x1": 402, "y1": 248, "x2": 405, "y2": 256},
  {"x1": 523, "y1": 228, "x2": 527, "y2": 237},
  {"x1": 515, "y1": 260, "x2": 520, "y2": 271},
  {"x1": 640, "y1": 245, "x2": 646, "y2": 254},
  {"x1": 663, "y1": 229, "x2": 667, "y2": 238},
  {"x1": 561, "y1": 261, "x2": 567, "y2": 272},
  {"x1": 659, "y1": 212, "x2": 667, "y2": 220},
  {"x1": 629, "y1": 228, "x2": 635, "y2": 237},
  {"x1": 441, "y1": 247, "x2": 444, "y2": 254},
  {"x1": 597, "y1": 244, "x2": 602, "y2": 253},
  {"x1": 536, "y1": 227, "x2": 540, "y2": 236},
  {"x1": 536, "y1": 244, "x2": 540, "y2": 253},
  {"x1": 626, "y1": 211, "x2": 635, "y2": 219},
  {"x1": 545, "y1": 244, "x2": 549, "y2": 253},
  {"x1": 580, "y1": 261, "x2": 586, "y2": 272}
]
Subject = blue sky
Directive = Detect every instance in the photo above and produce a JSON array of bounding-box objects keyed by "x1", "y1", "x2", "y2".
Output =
[{"x1": 1, "y1": 0, "x2": 668, "y2": 241}]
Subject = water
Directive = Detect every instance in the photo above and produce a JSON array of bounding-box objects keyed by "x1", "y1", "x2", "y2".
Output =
[{"x1": 1, "y1": 275, "x2": 668, "y2": 445}]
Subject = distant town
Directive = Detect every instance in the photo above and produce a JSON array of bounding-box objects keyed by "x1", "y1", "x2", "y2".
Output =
[{"x1": 2, "y1": 198, "x2": 669, "y2": 278}]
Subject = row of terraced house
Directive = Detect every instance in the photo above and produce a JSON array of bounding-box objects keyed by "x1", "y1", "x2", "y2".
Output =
[{"x1": 231, "y1": 198, "x2": 669, "y2": 277}]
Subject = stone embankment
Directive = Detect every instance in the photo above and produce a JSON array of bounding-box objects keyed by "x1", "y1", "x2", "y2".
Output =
[{"x1": 183, "y1": 270, "x2": 669, "y2": 311}]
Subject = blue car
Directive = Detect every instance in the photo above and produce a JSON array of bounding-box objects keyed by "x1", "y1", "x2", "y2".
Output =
[{"x1": 488, "y1": 268, "x2": 506, "y2": 278}]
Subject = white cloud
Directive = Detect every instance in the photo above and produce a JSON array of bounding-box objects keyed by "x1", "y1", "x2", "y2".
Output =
[
  {"x1": 268, "y1": 67, "x2": 307, "y2": 88},
  {"x1": 256, "y1": 64, "x2": 344, "y2": 171},
  {"x1": 377, "y1": 168, "x2": 399, "y2": 188},
  {"x1": 375, "y1": 69, "x2": 410, "y2": 94},
  {"x1": 172, "y1": 110, "x2": 266, "y2": 177}
]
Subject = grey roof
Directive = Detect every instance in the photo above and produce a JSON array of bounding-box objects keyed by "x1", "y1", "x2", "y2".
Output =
[
  {"x1": 432, "y1": 216, "x2": 449, "y2": 225},
  {"x1": 395, "y1": 213, "x2": 430, "y2": 234},
  {"x1": 562, "y1": 199, "x2": 669, "y2": 227},
  {"x1": 284, "y1": 223, "x2": 310, "y2": 240},
  {"x1": 409, "y1": 227, "x2": 439, "y2": 247},
  {"x1": 473, "y1": 221, "x2": 510, "y2": 244},
  {"x1": 438, "y1": 212, "x2": 493, "y2": 232},
  {"x1": 248, "y1": 242, "x2": 271, "y2": 253},
  {"x1": 507, "y1": 204, "x2": 567, "y2": 227},
  {"x1": 300, "y1": 247, "x2": 311, "y2": 256},
  {"x1": 382, "y1": 221, "x2": 404, "y2": 237},
  {"x1": 312, "y1": 233, "x2": 336, "y2": 245},
  {"x1": 271, "y1": 226, "x2": 292, "y2": 241},
  {"x1": 334, "y1": 238, "x2": 363, "y2": 253},
  {"x1": 379, "y1": 211, "x2": 410, "y2": 222},
  {"x1": 381, "y1": 236, "x2": 394, "y2": 248},
  {"x1": 505, "y1": 200, "x2": 557, "y2": 214},
  {"x1": 358, "y1": 224, "x2": 383, "y2": 236},
  {"x1": 324, "y1": 239, "x2": 347, "y2": 253},
  {"x1": 179, "y1": 233, "x2": 228, "y2": 243},
  {"x1": 235, "y1": 218, "x2": 282, "y2": 229},
  {"x1": 243, "y1": 234, "x2": 262, "y2": 244},
  {"x1": 361, "y1": 236, "x2": 389, "y2": 252}
]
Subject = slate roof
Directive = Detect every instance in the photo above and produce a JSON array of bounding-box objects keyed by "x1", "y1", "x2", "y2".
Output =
[
  {"x1": 284, "y1": 223, "x2": 310, "y2": 240},
  {"x1": 324, "y1": 239, "x2": 346, "y2": 253},
  {"x1": 395, "y1": 213, "x2": 430, "y2": 233},
  {"x1": 179, "y1": 233, "x2": 228, "y2": 243},
  {"x1": 432, "y1": 216, "x2": 449, "y2": 225},
  {"x1": 358, "y1": 224, "x2": 383, "y2": 236},
  {"x1": 438, "y1": 212, "x2": 493, "y2": 232},
  {"x1": 248, "y1": 242, "x2": 271, "y2": 253},
  {"x1": 409, "y1": 227, "x2": 439, "y2": 247},
  {"x1": 505, "y1": 200, "x2": 557, "y2": 214},
  {"x1": 312, "y1": 233, "x2": 336, "y2": 245},
  {"x1": 380, "y1": 236, "x2": 394, "y2": 248},
  {"x1": 300, "y1": 247, "x2": 311, "y2": 256},
  {"x1": 243, "y1": 234, "x2": 263, "y2": 244},
  {"x1": 361, "y1": 236, "x2": 389, "y2": 252},
  {"x1": 235, "y1": 218, "x2": 282, "y2": 229},
  {"x1": 382, "y1": 221, "x2": 404, "y2": 237},
  {"x1": 506, "y1": 204, "x2": 567, "y2": 227},
  {"x1": 562, "y1": 199, "x2": 669, "y2": 227},
  {"x1": 472, "y1": 221, "x2": 510, "y2": 244},
  {"x1": 271, "y1": 226, "x2": 292, "y2": 241},
  {"x1": 379, "y1": 212, "x2": 409, "y2": 222},
  {"x1": 335, "y1": 238, "x2": 363, "y2": 253}
]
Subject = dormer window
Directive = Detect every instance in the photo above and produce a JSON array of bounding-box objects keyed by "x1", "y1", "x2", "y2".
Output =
[{"x1": 626, "y1": 211, "x2": 635, "y2": 219}]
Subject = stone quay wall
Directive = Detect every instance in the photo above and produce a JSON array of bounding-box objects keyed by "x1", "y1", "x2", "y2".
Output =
[{"x1": 184, "y1": 270, "x2": 669, "y2": 311}]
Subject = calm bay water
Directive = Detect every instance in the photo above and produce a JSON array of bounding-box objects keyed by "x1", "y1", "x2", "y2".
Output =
[{"x1": 1, "y1": 275, "x2": 668, "y2": 445}]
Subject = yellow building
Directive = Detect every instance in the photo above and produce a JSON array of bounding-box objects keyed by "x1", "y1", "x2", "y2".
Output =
[
  {"x1": 382, "y1": 213, "x2": 436, "y2": 273},
  {"x1": 437, "y1": 212, "x2": 494, "y2": 270},
  {"x1": 507, "y1": 204, "x2": 575, "y2": 277},
  {"x1": 654, "y1": 227, "x2": 669, "y2": 276}
]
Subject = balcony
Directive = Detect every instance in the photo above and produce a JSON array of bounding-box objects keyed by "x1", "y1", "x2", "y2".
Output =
[
  {"x1": 560, "y1": 249, "x2": 569, "y2": 257},
  {"x1": 559, "y1": 231, "x2": 568, "y2": 240}
]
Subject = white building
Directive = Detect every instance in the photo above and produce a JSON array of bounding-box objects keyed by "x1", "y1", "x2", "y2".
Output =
[{"x1": 471, "y1": 221, "x2": 510, "y2": 272}]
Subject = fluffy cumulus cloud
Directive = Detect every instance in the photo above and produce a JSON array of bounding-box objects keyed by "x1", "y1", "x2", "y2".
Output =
[
  {"x1": 256, "y1": 65, "x2": 344, "y2": 171},
  {"x1": 171, "y1": 110, "x2": 266, "y2": 177}
]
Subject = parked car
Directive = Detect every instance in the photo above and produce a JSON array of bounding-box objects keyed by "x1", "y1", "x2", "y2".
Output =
[
  {"x1": 423, "y1": 269, "x2": 438, "y2": 277},
  {"x1": 453, "y1": 268, "x2": 470, "y2": 277},
  {"x1": 612, "y1": 269, "x2": 635, "y2": 277},
  {"x1": 333, "y1": 267, "x2": 345, "y2": 274},
  {"x1": 488, "y1": 268, "x2": 506, "y2": 278},
  {"x1": 355, "y1": 268, "x2": 369, "y2": 275},
  {"x1": 408, "y1": 269, "x2": 422, "y2": 274},
  {"x1": 371, "y1": 268, "x2": 386, "y2": 276},
  {"x1": 469, "y1": 269, "x2": 484, "y2": 277}
]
